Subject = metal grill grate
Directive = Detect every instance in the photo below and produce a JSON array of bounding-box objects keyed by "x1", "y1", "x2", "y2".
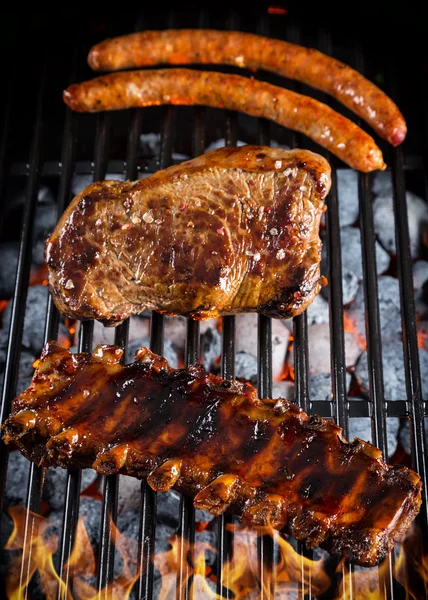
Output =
[{"x1": 0, "y1": 5, "x2": 427, "y2": 600}]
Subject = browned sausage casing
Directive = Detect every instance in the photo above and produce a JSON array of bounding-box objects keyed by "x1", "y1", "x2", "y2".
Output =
[
  {"x1": 87, "y1": 29, "x2": 406, "y2": 146},
  {"x1": 63, "y1": 69, "x2": 385, "y2": 172}
]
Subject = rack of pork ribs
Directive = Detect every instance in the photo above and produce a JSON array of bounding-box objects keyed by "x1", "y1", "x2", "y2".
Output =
[{"x1": 2, "y1": 341, "x2": 422, "y2": 568}]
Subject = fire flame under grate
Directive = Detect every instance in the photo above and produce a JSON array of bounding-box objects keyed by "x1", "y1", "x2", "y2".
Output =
[{"x1": 0, "y1": 6, "x2": 427, "y2": 600}]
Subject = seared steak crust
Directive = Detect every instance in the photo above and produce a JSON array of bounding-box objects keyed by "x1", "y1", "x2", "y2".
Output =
[
  {"x1": 3, "y1": 342, "x2": 422, "y2": 567},
  {"x1": 46, "y1": 146, "x2": 331, "y2": 325}
]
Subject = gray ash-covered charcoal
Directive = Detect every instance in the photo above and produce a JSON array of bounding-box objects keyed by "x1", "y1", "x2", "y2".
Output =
[
  {"x1": 356, "y1": 343, "x2": 428, "y2": 400},
  {"x1": 127, "y1": 337, "x2": 178, "y2": 368},
  {"x1": 272, "y1": 379, "x2": 295, "y2": 401},
  {"x1": 200, "y1": 326, "x2": 221, "y2": 372},
  {"x1": 165, "y1": 316, "x2": 187, "y2": 354},
  {"x1": 305, "y1": 323, "x2": 362, "y2": 375},
  {"x1": 76, "y1": 497, "x2": 102, "y2": 551},
  {"x1": 398, "y1": 420, "x2": 428, "y2": 456},
  {"x1": 0, "y1": 241, "x2": 19, "y2": 299},
  {"x1": 306, "y1": 293, "x2": 329, "y2": 325},
  {"x1": 235, "y1": 351, "x2": 258, "y2": 384},
  {"x1": 140, "y1": 133, "x2": 161, "y2": 157},
  {"x1": 347, "y1": 276, "x2": 402, "y2": 345},
  {"x1": 308, "y1": 372, "x2": 351, "y2": 400},
  {"x1": 156, "y1": 490, "x2": 180, "y2": 529},
  {"x1": 117, "y1": 475, "x2": 142, "y2": 514},
  {"x1": 413, "y1": 260, "x2": 428, "y2": 317},
  {"x1": 234, "y1": 314, "x2": 289, "y2": 380},
  {"x1": 32, "y1": 203, "x2": 58, "y2": 265},
  {"x1": 4, "y1": 450, "x2": 30, "y2": 507},
  {"x1": 16, "y1": 351, "x2": 36, "y2": 394},
  {"x1": 3, "y1": 285, "x2": 66, "y2": 354},
  {"x1": 373, "y1": 190, "x2": 428, "y2": 258},
  {"x1": 372, "y1": 171, "x2": 393, "y2": 197},
  {"x1": 348, "y1": 409, "x2": 399, "y2": 458},
  {"x1": 321, "y1": 227, "x2": 389, "y2": 305},
  {"x1": 337, "y1": 169, "x2": 360, "y2": 227},
  {"x1": 43, "y1": 467, "x2": 98, "y2": 510}
]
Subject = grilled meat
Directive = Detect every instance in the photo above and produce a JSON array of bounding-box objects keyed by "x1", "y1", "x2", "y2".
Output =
[
  {"x1": 87, "y1": 29, "x2": 406, "y2": 147},
  {"x1": 63, "y1": 70, "x2": 385, "y2": 172},
  {"x1": 46, "y1": 146, "x2": 331, "y2": 325},
  {"x1": 3, "y1": 341, "x2": 422, "y2": 567}
]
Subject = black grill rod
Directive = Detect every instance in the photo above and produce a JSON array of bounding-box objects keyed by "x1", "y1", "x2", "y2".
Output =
[
  {"x1": 282, "y1": 20, "x2": 314, "y2": 600},
  {"x1": 215, "y1": 109, "x2": 238, "y2": 600},
  {"x1": 97, "y1": 110, "x2": 138, "y2": 596},
  {"x1": 137, "y1": 105, "x2": 174, "y2": 600},
  {"x1": 316, "y1": 28, "x2": 354, "y2": 600},
  {"x1": 256, "y1": 116, "x2": 275, "y2": 600},
  {"x1": 57, "y1": 115, "x2": 109, "y2": 600},
  {"x1": 0, "y1": 60, "x2": 46, "y2": 598},
  {"x1": 352, "y1": 46, "x2": 395, "y2": 599},
  {"x1": 176, "y1": 107, "x2": 205, "y2": 600},
  {"x1": 0, "y1": 63, "x2": 46, "y2": 518},
  {"x1": 37, "y1": 105, "x2": 80, "y2": 598},
  {"x1": 315, "y1": 29, "x2": 349, "y2": 444},
  {"x1": 392, "y1": 147, "x2": 428, "y2": 524}
]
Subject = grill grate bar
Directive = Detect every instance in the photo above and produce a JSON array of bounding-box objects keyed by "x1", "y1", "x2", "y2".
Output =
[
  {"x1": 392, "y1": 147, "x2": 428, "y2": 529},
  {"x1": 137, "y1": 106, "x2": 174, "y2": 599},
  {"x1": 0, "y1": 62, "x2": 47, "y2": 599},
  {"x1": 176, "y1": 106, "x2": 205, "y2": 600},
  {"x1": 352, "y1": 46, "x2": 395, "y2": 599},
  {"x1": 57, "y1": 111, "x2": 107, "y2": 598},
  {"x1": 256, "y1": 117, "x2": 275, "y2": 600},
  {"x1": 97, "y1": 108, "x2": 138, "y2": 596},
  {"x1": 47, "y1": 103, "x2": 80, "y2": 595},
  {"x1": 0, "y1": 67, "x2": 46, "y2": 510},
  {"x1": 216, "y1": 110, "x2": 238, "y2": 600},
  {"x1": 316, "y1": 27, "x2": 356, "y2": 600}
]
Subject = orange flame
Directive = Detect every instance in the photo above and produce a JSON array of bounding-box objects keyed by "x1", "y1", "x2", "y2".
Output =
[
  {"x1": 4, "y1": 504, "x2": 428, "y2": 600},
  {"x1": 5, "y1": 505, "x2": 139, "y2": 600}
]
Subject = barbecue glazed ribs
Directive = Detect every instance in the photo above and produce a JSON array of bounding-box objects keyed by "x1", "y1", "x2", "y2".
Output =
[
  {"x1": 45, "y1": 146, "x2": 330, "y2": 325},
  {"x1": 3, "y1": 342, "x2": 422, "y2": 567}
]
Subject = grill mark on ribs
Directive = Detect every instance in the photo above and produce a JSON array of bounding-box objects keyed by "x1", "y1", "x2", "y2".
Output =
[
  {"x1": 45, "y1": 146, "x2": 331, "y2": 325},
  {"x1": 2, "y1": 341, "x2": 422, "y2": 567}
]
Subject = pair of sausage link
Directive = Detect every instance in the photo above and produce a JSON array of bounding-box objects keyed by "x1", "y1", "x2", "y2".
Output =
[{"x1": 87, "y1": 29, "x2": 406, "y2": 147}]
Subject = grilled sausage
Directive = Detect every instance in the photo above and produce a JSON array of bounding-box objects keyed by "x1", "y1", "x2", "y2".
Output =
[
  {"x1": 87, "y1": 29, "x2": 406, "y2": 146},
  {"x1": 63, "y1": 69, "x2": 386, "y2": 172}
]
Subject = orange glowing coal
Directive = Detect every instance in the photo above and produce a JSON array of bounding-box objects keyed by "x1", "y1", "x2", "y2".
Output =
[
  {"x1": 343, "y1": 312, "x2": 367, "y2": 350},
  {"x1": 4, "y1": 504, "x2": 428, "y2": 599}
]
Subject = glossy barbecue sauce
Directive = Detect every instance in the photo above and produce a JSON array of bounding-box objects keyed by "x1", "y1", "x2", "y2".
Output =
[{"x1": 3, "y1": 342, "x2": 422, "y2": 566}]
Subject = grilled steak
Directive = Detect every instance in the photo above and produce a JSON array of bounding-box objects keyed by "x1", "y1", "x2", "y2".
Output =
[
  {"x1": 63, "y1": 70, "x2": 385, "y2": 172},
  {"x1": 88, "y1": 29, "x2": 406, "y2": 146},
  {"x1": 2, "y1": 341, "x2": 422, "y2": 567},
  {"x1": 46, "y1": 146, "x2": 331, "y2": 325}
]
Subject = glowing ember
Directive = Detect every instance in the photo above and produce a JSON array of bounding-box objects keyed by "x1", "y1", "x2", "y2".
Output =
[
  {"x1": 344, "y1": 311, "x2": 367, "y2": 350},
  {"x1": 267, "y1": 5, "x2": 287, "y2": 15}
]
